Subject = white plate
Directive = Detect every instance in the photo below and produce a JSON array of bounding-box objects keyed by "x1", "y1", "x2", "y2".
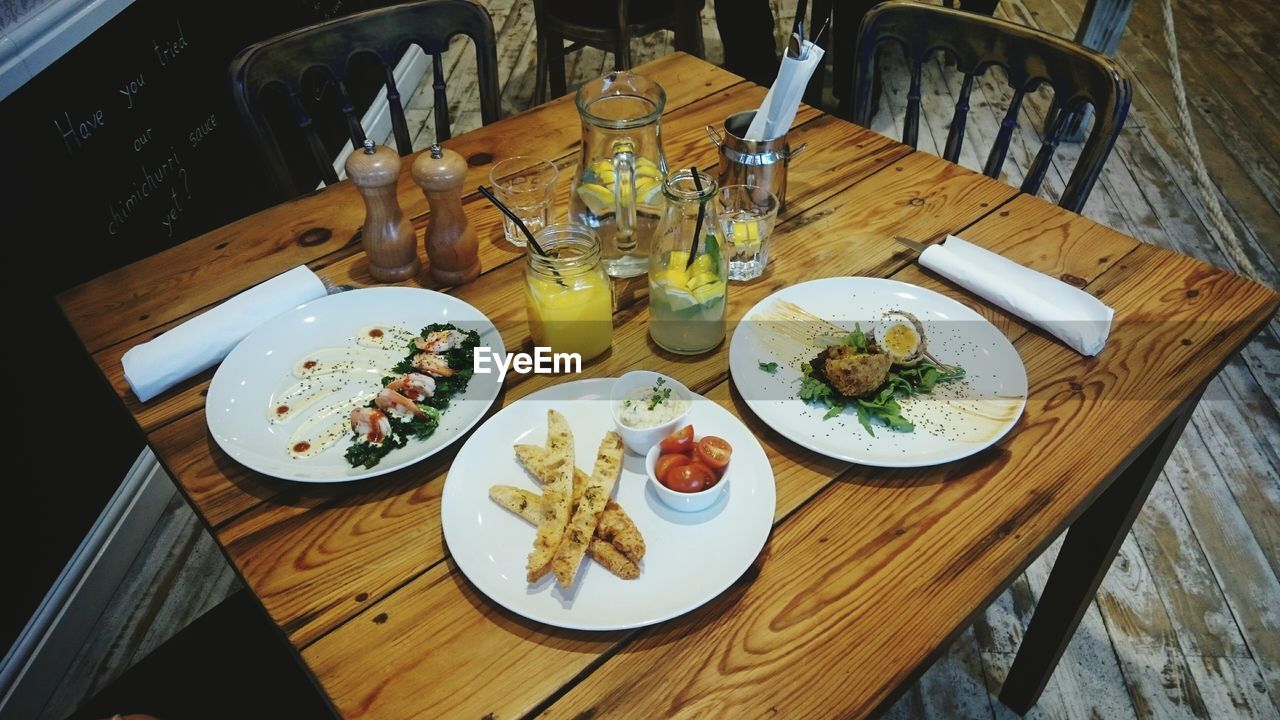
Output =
[
  {"x1": 206, "y1": 287, "x2": 505, "y2": 483},
  {"x1": 441, "y1": 378, "x2": 775, "y2": 631},
  {"x1": 729, "y1": 277, "x2": 1027, "y2": 467}
]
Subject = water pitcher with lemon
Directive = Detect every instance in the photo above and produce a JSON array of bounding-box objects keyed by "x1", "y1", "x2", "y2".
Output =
[
  {"x1": 571, "y1": 72, "x2": 668, "y2": 278},
  {"x1": 648, "y1": 169, "x2": 728, "y2": 355}
]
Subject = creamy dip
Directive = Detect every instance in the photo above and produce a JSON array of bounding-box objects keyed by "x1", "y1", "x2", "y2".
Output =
[
  {"x1": 616, "y1": 380, "x2": 689, "y2": 428},
  {"x1": 271, "y1": 326, "x2": 412, "y2": 459}
]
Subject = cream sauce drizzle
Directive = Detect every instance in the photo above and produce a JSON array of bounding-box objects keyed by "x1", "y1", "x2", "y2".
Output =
[{"x1": 272, "y1": 326, "x2": 415, "y2": 459}]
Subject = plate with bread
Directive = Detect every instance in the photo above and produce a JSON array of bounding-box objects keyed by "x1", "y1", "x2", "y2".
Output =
[{"x1": 440, "y1": 377, "x2": 776, "y2": 631}]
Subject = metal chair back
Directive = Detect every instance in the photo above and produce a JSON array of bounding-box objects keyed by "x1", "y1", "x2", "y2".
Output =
[
  {"x1": 230, "y1": 0, "x2": 500, "y2": 200},
  {"x1": 852, "y1": 1, "x2": 1130, "y2": 212}
]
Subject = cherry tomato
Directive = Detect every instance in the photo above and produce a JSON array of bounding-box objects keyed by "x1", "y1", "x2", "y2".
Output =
[
  {"x1": 694, "y1": 436, "x2": 733, "y2": 470},
  {"x1": 659, "y1": 425, "x2": 695, "y2": 454},
  {"x1": 662, "y1": 462, "x2": 716, "y2": 493},
  {"x1": 689, "y1": 461, "x2": 720, "y2": 488},
  {"x1": 654, "y1": 453, "x2": 690, "y2": 481}
]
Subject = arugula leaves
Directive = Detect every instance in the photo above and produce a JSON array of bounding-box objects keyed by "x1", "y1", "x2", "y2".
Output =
[
  {"x1": 758, "y1": 361, "x2": 779, "y2": 374},
  {"x1": 799, "y1": 356, "x2": 964, "y2": 436}
]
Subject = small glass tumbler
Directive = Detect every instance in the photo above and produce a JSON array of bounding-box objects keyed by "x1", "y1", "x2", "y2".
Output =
[
  {"x1": 715, "y1": 184, "x2": 780, "y2": 281},
  {"x1": 490, "y1": 156, "x2": 558, "y2": 247}
]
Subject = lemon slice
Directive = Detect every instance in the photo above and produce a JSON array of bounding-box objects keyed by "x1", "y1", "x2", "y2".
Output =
[
  {"x1": 731, "y1": 220, "x2": 760, "y2": 242},
  {"x1": 687, "y1": 271, "x2": 719, "y2": 291},
  {"x1": 591, "y1": 159, "x2": 615, "y2": 178},
  {"x1": 576, "y1": 183, "x2": 613, "y2": 217},
  {"x1": 653, "y1": 269, "x2": 689, "y2": 290},
  {"x1": 666, "y1": 250, "x2": 690, "y2": 272},
  {"x1": 659, "y1": 287, "x2": 698, "y2": 312},
  {"x1": 690, "y1": 253, "x2": 714, "y2": 275},
  {"x1": 636, "y1": 157, "x2": 662, "y2": 179},
  {"x1": 635, "y1": 176, "x2": 662, "y2": 206},
  {"x1": 691, "y1": 281, "x2": 725, "y2": 304}
]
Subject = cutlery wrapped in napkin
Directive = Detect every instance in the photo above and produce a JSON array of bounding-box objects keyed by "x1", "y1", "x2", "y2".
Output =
[
  {"x1": 121, "y1": 266, "x2": 327, "y2": 402},
  {"x1": 919, "y1": 235, "x2": 1114, "y2": 356},
  {"x1": 745, "y1": 33, "x2": 824, "y2": 141}
]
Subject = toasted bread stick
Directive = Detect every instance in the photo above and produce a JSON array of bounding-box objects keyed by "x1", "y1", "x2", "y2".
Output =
[
  {"x1": 551, "y1": 432, "x2": 624, "y2": 586},
  {"x1": 489, "y1": 486, "x2": 639, "y2": 580},
  {"x1": 514, "y1": 444, "x2": 646, "y2": 563},
  {"x1": 526, "y1": 410, "x2": 573, "y2": 582}
]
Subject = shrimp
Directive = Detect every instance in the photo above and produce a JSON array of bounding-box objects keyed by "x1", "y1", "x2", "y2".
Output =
[
  {"x1": 414, "y1": 329, "x2": 464, "y2": 353},
  {"x1": 349, "y1": 407, "x2": 391, "y2": 445},
  {"x1": 386, "y1": 372, "x2": 436, "y2": 401},
  {"x1": 412, "y1": 352, "x2": 455, "y2": 377},
  {"x1": 375, "y1": 387, "x2": 428, "y2": 421}
]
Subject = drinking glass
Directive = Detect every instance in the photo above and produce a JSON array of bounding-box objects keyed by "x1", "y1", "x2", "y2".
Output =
[
  {"x1": 490, "y1": 156, "x2": 558, "y2": 247},
  {"x1": 715, "y1": 184, "x2": 780, "y2": 281}
]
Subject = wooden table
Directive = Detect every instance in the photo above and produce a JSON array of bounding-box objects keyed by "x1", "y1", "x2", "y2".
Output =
[{"x1": 58, "y1": 53, "x2": 1277, "y2": 718}]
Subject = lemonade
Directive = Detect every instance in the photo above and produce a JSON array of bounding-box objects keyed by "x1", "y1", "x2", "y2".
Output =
[
  {"x1": 647, "y1": 170, "x2": 727, "y2": 354},
  {"x1": 524, "y1": 226, "x2": 614, "y2": 361},
  {"x1": 649, "y1": 242, "x2": 728, "y2": 354}
]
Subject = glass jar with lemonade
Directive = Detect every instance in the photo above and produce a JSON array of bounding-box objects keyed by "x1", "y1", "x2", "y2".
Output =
[
  {"x1": 524, "y1": 224, "x2": 614, "y2": 361},
  {"x1": 648, "y1": 170, "x2": 727, "y2": 355}
]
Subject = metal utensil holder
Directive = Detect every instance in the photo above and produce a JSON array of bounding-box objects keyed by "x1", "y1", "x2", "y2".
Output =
[{"x1": 706, "y1": 110, "x2": 806, "y2": 212}]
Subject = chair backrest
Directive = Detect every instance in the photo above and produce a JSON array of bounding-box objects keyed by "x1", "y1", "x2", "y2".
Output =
[
  {"x1": 230, "y1": 0, "x2": 500, "y2": 201},
  {"x1": 851, "y1": 1, "x2": 1130, "y2": 213}
]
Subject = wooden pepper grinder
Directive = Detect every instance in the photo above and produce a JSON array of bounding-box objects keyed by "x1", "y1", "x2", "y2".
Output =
[
  {"x1": 346, "y1": 139, "x2": 420, "y2": 282},
  {"x1": 412, "y1": 143, "x2": 480, "y2": 285}
]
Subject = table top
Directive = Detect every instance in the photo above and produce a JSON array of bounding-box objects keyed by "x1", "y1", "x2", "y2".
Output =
[{"x1": 58, "y1": 53, "x2": 1278, "y2": 718}]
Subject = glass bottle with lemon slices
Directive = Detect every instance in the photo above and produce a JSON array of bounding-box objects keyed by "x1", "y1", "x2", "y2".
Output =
[{"x1": 648, "y1": 170, "x2": 727, "y2": 355}]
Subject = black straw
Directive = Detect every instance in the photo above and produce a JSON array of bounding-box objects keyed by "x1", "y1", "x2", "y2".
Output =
[
  {"x1": 477, "y1": 185, "x2": 566, "y2": 287},
  {"x1": 686, "y1": 167, "x2": 705, "y2": 270}
]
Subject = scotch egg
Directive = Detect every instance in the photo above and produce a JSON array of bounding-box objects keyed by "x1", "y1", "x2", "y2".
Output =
[{"x1": 880, "y1": 310, "x2": 927, "y2": 366}]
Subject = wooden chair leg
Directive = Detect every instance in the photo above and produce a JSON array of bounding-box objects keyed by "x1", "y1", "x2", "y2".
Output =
[
  {"x1": 534, "y1": 31, "x2": 550, "y2": 105},
  {"x1": 673, "y1": 0, "x2": 705, "y2": 58},
  {"x1": 548, "y1": 30, "x2": 567, "y2": 99}
]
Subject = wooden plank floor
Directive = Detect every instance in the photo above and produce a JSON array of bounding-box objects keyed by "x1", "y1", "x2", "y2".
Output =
[{"x1": 41, "y1": 0, "x2": 1278, "y2": 718}]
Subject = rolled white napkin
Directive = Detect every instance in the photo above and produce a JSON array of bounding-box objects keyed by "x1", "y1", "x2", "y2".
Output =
[
  {"x1": 919, "y1": 235, "x2": 1114, "y2": 356},
  {"x1": 745, "y1": 38, "x2": 825, "y2": 141},
  {"x1": 122, "y1": 266, "x2": 327, "y2": 402}
]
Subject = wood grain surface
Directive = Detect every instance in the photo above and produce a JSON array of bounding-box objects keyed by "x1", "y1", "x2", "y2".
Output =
[{"x1": 55, "y1": 53, "x2": 1279, "y2": 719}]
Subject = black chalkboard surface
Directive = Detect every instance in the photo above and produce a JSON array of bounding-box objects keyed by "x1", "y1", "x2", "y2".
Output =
[
  {"x1": 3, "y1": 0, "x2": 394, "y2": 291},
  {"x1": 4, "y1": 0, "x2": 394, "y2": 653}
]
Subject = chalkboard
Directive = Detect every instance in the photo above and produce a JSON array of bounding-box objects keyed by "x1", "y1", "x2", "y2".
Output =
[
  {"x1": 2, "y1": 0, "x2": 394, "y2": 292},
  {"x1": 4, "y1": 0, "x2": 396, "y2": 653}
]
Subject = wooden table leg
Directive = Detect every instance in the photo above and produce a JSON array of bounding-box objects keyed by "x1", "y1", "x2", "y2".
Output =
[
  {"x1": 998, "y1": 389, "x2": 1200, "y2": 713},
  {"x1": 1048, "y1": 0, "x2": 1135, "y2": 142}
]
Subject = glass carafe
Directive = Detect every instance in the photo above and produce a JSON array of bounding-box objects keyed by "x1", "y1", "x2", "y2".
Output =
[
  {"x1": 648, "y1": 169, "x2": 727, "y2": 355},
  {"x1": 571, "y1": 72, "x2": 668, "y2": 278}
]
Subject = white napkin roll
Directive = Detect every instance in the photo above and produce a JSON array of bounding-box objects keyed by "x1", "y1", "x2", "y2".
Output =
[
  {"x1": 745, "y1": 39, "x2": 825, "y2": 141},
  {"x1": 919, "y1": 235, "x2": 1114, "y2": 356},
  {"x1": 122, "y1": 266, "x2": 327, "y2": 402}
]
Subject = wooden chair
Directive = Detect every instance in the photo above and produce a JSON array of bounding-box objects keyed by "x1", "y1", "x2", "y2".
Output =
[
  {"x1": 532, "y1": 0, "x2": 706, "y2": 104},
  {"x1": 230, "y1": 0, "x2": 500, "y2": 201},
  {"x1": 851, "y1": 1, "x2": 1130, "y2": 213}
]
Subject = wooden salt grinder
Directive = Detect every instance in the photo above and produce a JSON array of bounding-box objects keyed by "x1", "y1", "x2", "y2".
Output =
[
  {"x1": 345, "y1": 139, "x2": 420, "y2": 283},
  {"x1": 412, "y1": 143, "x2": 480, "y2": 285}
]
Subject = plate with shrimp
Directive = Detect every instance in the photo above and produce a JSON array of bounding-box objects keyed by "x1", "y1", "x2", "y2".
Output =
[
  {"x1": 206, "y1": 287, "x2": 505, "y2": 482},
  {"x1": 728, "y1": 277, "x2": 1027, "y2": 467}
]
